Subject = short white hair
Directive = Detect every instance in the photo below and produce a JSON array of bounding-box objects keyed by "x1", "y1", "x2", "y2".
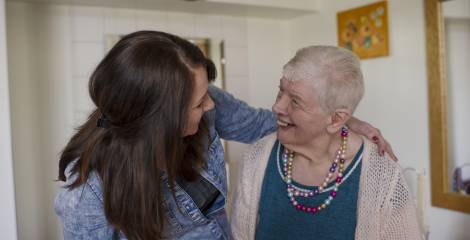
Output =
[{"x1": 283, "y1": 45, "x2": 364, "y2": 114}]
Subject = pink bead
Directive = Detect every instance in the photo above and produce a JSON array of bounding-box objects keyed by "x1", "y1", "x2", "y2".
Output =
[
  {"x1": 336, "y1": 177, "x2": 342, "y2": 183},
  {"x1": 302, "y1": 206, "x2": 307, "y2": 211},
  {"x1": 312, "y1": 208, "x2": 318, "y2": 213},
  {"x1": 331, "y1": 191, "x2": 337, "y2": 198},
  {"x1": 307, "y1": 208, "x2": 312, "y2": 212},
  {"x1": 296, "y1": 205, "x2": 302, "y2": 210}
]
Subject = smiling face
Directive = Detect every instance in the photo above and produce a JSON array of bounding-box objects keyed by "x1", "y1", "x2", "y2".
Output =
[
  {"x1": 183, "y1": 66, "x2": 215, "y2": 137},
  {"x1": 272, "y1": 78, "x2": 330, "y2": 148}
]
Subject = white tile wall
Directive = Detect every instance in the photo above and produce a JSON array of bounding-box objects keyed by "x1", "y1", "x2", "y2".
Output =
[
  {"x1": 135, "y1": 9, "x2": 167, "y2": 32},
  {"x1": 104, "y1": 8, "x2": 136, "y2": 35},
  {"x1": 222, "y1": 16, "x2": 247, "y2": 47},
  {"x1": 71, "y1": 42, "x2": 104, "y2": 78},
  {"x1": 224, "y1": 75, "x2": 250, "y2": 102},
  {"x1": 224, "y1": 46, "x2": 248, "y2": 77},
  {"x1": 70, "y1": 6, "x2": 104, "y2": 42},
  {"x1": 166, "y1": 12, "x2": 196, "y2": 37},
  {"x1": 69, "y1": 5, "x2": 251, "y2": 112},
  {"x1": 194, "y1": 14, "x2": 222, "y2": 39},
  {"x1": 72, "y1": 76, "x2": 94, "y2": 124}
]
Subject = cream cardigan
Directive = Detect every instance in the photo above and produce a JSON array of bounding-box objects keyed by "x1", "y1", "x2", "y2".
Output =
[{"x1": 230, "y1": 133, "x2": 423, "y2": 240}]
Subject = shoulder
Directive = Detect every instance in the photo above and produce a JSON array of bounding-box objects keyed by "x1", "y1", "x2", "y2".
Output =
[
  {"x1": 246, "y1": 133, "x2": 277, "y2": 159},
  {"x1": 54, "y1": 163, "x2": 110, "y2": 236},
  {"x1": 359, "y1": 136, "x2": 411, "y2": 201},
  {"x1": 356, "y1": 138, "x2": 421, "y2": 239},
  {"x1": 60, "y1": 160, "x2": 104, "y2": 203},
  {"x1": 361, "y1": 136, "x2": 402, "y2": 177},
  {"x1": 359, "y1": 136, "x2": 406, "y2": 199},
  {"x1": 239, "y1": 133, "x2": 277, "y2": 172}
]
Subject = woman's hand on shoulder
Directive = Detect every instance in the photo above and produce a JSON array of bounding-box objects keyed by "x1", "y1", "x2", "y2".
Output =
[{"x1": 347, "y1": 117, "x2": 398, "y2": 161}]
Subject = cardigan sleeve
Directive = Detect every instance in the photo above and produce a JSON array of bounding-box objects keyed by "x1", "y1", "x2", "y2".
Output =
[
  {"x1": 381, "y1": 169, "x2": 423, "y2": 240},
  {"x1": 229, "y1": 134, "x2": 277, "y2": 240}
]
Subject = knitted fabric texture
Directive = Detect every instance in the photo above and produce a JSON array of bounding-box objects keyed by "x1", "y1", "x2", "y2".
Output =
[{"x1": 229, "y1": 133, "x2": 423, "y2": 240}]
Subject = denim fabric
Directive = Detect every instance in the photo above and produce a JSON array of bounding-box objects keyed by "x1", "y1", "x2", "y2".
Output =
[
  {"x1": 176, "y1": 173, "x2": 221, "y2": 214},
  {"x1": 54, "y1": 86, "x2": 277, "y2": 239}
]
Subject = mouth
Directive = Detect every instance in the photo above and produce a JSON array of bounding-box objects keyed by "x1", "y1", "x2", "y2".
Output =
[{"x1": 277, "y1": 119, "x2": 295, "y2": 128}]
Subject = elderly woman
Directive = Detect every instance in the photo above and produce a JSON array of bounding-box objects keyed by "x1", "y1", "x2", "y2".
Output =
[{"x1": 230, "y1": 46, "x2": 421, "y2": 240}]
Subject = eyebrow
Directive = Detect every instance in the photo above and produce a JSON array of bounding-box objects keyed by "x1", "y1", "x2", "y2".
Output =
[
  {"x1": 280, "y1": 80, "x2": 306, "y2": 103},
  {"x1": 289, "y1": 92, "x2": 305, "y2": 104},
  {"x1": 279, "y1": 78, "x2": 288, "y2": 90}
]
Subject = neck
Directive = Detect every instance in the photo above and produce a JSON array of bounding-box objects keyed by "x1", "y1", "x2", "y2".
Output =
[{"x1": 285, "y1": 131, "x2": 343, "y2": 166}]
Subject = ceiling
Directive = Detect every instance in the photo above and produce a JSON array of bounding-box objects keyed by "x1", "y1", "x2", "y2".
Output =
[{"x1": 5, "y1": 0, "x2": 321, "y2": 19}]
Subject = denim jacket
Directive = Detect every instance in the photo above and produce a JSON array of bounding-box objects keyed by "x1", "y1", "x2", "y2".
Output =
[{"x1": 54, "y1": 86, "x2": 277, "y2": 239}]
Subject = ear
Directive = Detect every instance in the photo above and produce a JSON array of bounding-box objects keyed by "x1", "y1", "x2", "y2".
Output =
[{"x1": 326, "y1": 108, "x2": 351, "y2": 134}]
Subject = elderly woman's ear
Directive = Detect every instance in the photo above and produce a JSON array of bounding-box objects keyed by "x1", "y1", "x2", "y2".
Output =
[{"x1": 326, "y1": 108, "x2": 351, "y2": 134}]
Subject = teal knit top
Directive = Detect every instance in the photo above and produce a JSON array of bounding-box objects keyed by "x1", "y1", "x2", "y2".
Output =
[{"x1": 255, "y1": 140, "x2": 364, "y2": 240}]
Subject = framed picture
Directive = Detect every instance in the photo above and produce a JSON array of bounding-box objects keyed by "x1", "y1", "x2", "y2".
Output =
[{"x1": 337, "y1": 1, "x2": 389, "y2": 59}]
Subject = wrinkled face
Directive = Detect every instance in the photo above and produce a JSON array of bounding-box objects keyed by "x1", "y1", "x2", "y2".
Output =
[
  {"x1": 183, "y1": 66, "x2": 215, "y2": 137},
  {"x1": 272, "y1": 78, "x2": 329, "y2": 148}
]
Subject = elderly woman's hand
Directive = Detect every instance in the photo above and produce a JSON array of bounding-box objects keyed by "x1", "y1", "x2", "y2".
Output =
[{"x1": 347, "y1": 117, "x2": 398, "y2": 161}]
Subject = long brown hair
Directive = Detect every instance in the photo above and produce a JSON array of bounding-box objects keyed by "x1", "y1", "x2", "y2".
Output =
[{"x1": 58, "y1": 31, "x2": 215, "y2": 239}]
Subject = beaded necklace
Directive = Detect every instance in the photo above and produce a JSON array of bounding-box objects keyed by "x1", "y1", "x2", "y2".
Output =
[{"x1": 282, "y1": 127, "x2": 349, "y2": 214}]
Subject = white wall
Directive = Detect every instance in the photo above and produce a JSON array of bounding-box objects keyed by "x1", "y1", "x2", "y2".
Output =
[
  {"x1": 443, "y1": 0, "x2": 470, "y2": 19},
  {"x1": 6, "y1": 2, "x2": 288, "y2": 239},
  {"x1": 7, "y1": 3, "x2": 73, "y2": 239},
  {"x1": 285, "y1": 0, "x2": 470, "y2": 239},
  {"x1": 0, "y1": 0, "x2": 18, "y2": 239}
]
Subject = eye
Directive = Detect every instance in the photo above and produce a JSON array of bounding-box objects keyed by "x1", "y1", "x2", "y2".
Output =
[
  {"x1": 291, "y1": 99, "x2": 300, "y2": 108},
  {"x1": 196, "y1": 94, "x2": 208, "y2": 109}
]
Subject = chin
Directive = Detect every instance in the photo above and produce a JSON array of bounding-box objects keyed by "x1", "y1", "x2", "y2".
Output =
[
  {"x1": 276, "y1": 130, "x2": 292, "y2": 145},
  {"x1": 183, "y1": 128, "x2": 198, "y2": 137}
]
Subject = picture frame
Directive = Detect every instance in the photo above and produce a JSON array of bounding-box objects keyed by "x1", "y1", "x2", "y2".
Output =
[{"x1": 337, "y1": 1, "x2": 389, "y2": 59}]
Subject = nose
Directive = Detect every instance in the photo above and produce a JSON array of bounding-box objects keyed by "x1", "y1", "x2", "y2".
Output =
[
  {"x1": 272, "y1": 94, "x2": 288, "y2": 115},
  {"x1": 205, "y1": 95, "x2": 215, "y2": 112}
]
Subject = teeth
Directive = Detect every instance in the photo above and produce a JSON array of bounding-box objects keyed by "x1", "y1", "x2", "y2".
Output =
[{"x1": 277, "y1": 120, "x2": 289, "y2": 127}]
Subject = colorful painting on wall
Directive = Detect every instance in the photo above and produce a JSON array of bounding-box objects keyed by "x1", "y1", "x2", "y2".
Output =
[{"x1": 337, "y1": 1, "x2": 389, "y2": 59}]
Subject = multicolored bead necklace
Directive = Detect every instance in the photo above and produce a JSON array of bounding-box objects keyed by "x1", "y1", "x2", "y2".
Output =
[{"x1": 282, "y1": 127, "x2": 349, "y2": 214}]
